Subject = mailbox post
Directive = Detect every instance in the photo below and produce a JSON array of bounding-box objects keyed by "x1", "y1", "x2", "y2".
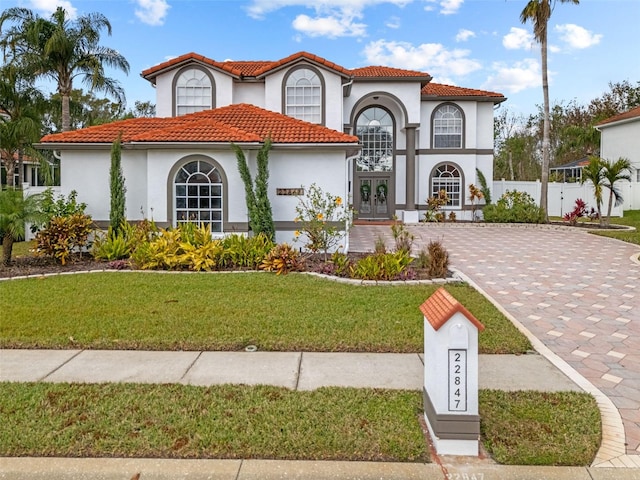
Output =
[{"x1": 420, "y1": 287, "x2": 485, "y2": 456}]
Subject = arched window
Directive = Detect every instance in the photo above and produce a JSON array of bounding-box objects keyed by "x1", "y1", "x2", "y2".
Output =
[
  {"x1": 174, "y1": 159, "x2": 223, "y2": 232},
  {"x1": 433, "y1": 104, "x2": 463, "y2": 148},
  {"x1": 175, "y1": 68, "x2": 213, "y2": 116},
  {"x1": 431, "y1": 163, "x2": 462, "y2": 207},
  {"x1": 285, "y1": 68, "x2": 322, "y2": 124},
  {"x1": 355, "y1": 107, "x2": 394, "y2": 172}
]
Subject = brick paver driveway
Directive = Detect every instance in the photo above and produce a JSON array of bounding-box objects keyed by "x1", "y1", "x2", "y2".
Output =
[{"x1": 350, "y1": 224, "x2": 640, "y2": 456}]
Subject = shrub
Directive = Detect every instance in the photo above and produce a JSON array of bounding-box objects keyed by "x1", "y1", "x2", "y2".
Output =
[
  {"x1": 426, "y1": 240, "x2": 449, "y2": 278},
  {"x1": 391, "y1": 220, "x2": 414, "y2": 254},
  {"x1": 35, "y1": 213, "x2": 94, "y2": 265},
  {"x1": 563, "y1": 198, "x2": 588, "y2": 226},
  {"x1": 424, "y1": 189, "x2": 449, "y2": 222},
  {"x1": 374, "y1": 235, "x2": 387, "y2": 254},
  {"x1": 483, "y1": 190, "x2": 545, "y2": 224},
  {"x1": 260, "y1": 243, "x2": 302, "y2": 275},
  {"x1": 220, "y1": 233, "x2": 274, "y2": 269},
  {"x1": 130, "y1": 228, "x2": 183, "y2": 270},
  {"x1": 294, "y1": 183, "x2": 352, "y2": 259},
  {"x1": 351, "y1": 251, "x2": 413, "y2": 281},
  {"x1": 92, "y1": 227, "x2": 130, "y2": 260}
]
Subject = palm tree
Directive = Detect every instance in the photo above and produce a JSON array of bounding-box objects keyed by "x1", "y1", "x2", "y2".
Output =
[
  {"x1": 0, "y1": 188, "x2": 44, "y2": 265},
  {"x1": 601, "y1": 157, "x2": 631, "y2": 226},
  {"x1": 580, "y1": 156, "x2": 605, "y2": 227},
  {"x1": 520, "y1": 0, "x2": 579, "y2": 222},
  {"x1": 0, "y1": 6, "x2": 130, "y2": 132},
  {"x1": 0, "y1": 64, "x2": 51, "y2": 188}
]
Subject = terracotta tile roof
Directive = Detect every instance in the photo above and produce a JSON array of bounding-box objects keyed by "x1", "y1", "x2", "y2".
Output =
[
  {"x1": 596, "y1": 105, "x2": 640, "y2": 127},
  {"x1": 141, "y1": 51, "x2": 352, "y2": 82},
  {"x1": 419, "y1": 287, "x2": 485, "y2": 332},
  {"x1": 422, "y1": 83, "x2": 505, "y2": 99},
  {"x1": 253, "y1": 51, "x2": 352, "y2": 77},
  {"x1": 39, "y1": 104, "x2": 359, "y2": 145},
  {"x1": 351, "y1": 66, "x2": 430, "y2": 78}
]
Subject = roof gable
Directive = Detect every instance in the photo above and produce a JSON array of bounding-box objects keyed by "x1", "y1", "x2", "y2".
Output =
[
  {"x1": 419, "y1": 287, "x2": 485, "y2": 331},
  {"x1": 39, "y1": 104, "x2": 359, "y2": 145}
]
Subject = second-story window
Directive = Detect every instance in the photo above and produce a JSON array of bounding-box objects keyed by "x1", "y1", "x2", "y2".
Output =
[
  {"x1": 175, "y1": 68, "x2": 212, "y2": 116},
  {"x1": 433, "y1": 104, "x2": 463, "y2": 148},
  {"x1": 285, "y1": 68, "x2": 321, "y2": 124}
]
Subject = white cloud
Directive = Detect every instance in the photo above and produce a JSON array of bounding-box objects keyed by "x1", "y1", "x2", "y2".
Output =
[
  {"x1": 362, "y1": 39, "x2": 482, "y2": 78},
  {"x1": 28, "y1": 0, "x2": 77, "y2": 18},
  {"x1": 555, "y1": 24, "x2": 602, "y2": 49},
  {"x1": 503, "y1": 27, "x2": 533, "y2": 50},
  {"x1": 134, "y1": 0, "x2": 170, "y2": 26},
  {"x1": 440, "y1": 0, "x2": 464, "y2": 15},
  {"x1": 423, "y1": 0, "x2": 463, "y2": 15},
  {"x1": 482, "y1": 59, "x2": 542, "y2": 94},
  {"x1": 292, "y1": 13, "x2": 366, "y2": 38},
  {"x1": 455, "y1": 29, "x2": 475, "y2": 42},
  {"x1": 386, "y1": 16, "x2": 401, "y2": 29},
  {"x1": 247, "y1": 0, "x2": 411, "y2": 19}
]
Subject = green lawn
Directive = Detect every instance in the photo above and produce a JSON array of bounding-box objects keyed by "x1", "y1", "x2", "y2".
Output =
[
  {"x1": 0, "y1": 382, "x2": 601, "y2": 466},
  {"x1": 0, "y1": 272, "x2": 531, "y2": 354},
  {"x1": 591, "y1": 209, "x2": 640, "y2": 245}
]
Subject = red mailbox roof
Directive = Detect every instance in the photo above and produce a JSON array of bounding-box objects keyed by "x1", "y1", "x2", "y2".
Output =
[{"x1": 419, "y1": 287, "x2": 485, "y2": 331}]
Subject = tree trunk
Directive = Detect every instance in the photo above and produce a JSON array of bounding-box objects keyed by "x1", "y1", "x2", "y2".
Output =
[
  {"x1": 540, "y1": 28, "x2": 550, "y2": 223},
  {"x1": 62, "y1": 92, "x2": 71, "y2": 132},
  {"x1": 2, "y1": 234, "x2": 14, "y2": 266},
  {"x1": 606, "y1": 190, "x2": 614, "y2": 226},
  {"x1": 508, "y1": 151, "x2": 514, "y2": 181}
]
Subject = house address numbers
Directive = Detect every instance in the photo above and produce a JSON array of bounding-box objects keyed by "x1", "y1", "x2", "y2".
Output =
[
  {"x1": 448, "y1": 349, "x2": 467, "y2": 412},
  {"x1": 276, "y1": 188, "x2": 304, "y2": 196}
]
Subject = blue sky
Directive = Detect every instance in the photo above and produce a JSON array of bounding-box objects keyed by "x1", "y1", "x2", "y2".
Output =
[{"x1": 4, "y1": 0, "x2": 639, "y2": 117}]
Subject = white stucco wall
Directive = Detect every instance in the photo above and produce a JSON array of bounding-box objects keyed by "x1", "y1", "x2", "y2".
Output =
[
  {"x1": 345, "y1": 82, "x2": 422, "y2": 127},
  {"x1": 420, "y1": 101, "x2": 480, "y2": 149},
  {"x1": 599, "y1": 120, "x2": 640, "y2": 175},
  {"x1": 233, "y1": 82, "x2": 265, "y2": 107}
]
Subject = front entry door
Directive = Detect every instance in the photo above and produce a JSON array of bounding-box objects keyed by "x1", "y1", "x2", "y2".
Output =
[{"x1": 355, "y1": 176, "x2": 393, "y2": 220}]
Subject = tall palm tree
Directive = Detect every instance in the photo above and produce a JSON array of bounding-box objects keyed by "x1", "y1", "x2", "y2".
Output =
[
  {"x1": 520, "y1": 0, "x2": 579, "y2": 222},
  {"x1": 580, "y1": 156, "x2": 605, "y2": 227},
  {"x1": 601, "y1": 157, "x2": 631, "y2": 225},
  {"x1": 0, "y1": 6, "x2": 129, "y2": 132},
  {"x1": 0, "y1": 64, "x2": 50, "y2": 188},
  {"x1": 0, "y1": 188, "x2": 44, "y2": 265}
]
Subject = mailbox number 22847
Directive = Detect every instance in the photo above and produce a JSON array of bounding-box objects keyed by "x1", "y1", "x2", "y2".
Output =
[{"x1": 448, "y1": 349, "x2": 467, "y2": 412}]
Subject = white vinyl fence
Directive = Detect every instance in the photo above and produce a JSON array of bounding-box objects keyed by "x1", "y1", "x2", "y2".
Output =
[{"x1": 491, "y1": 179, "x2": 640, "y2": 218}]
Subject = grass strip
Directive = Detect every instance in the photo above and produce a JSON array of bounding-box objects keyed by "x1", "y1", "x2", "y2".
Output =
[
  {"x1": 0, "y1": 383, "x2": 601, "y2": 465},
  {"x1": 0, "y1": 382, "x2": 427, "y2": 462},
  {"x1": 0, "y1": 273, "x2": 530, "y2": 354},
  {"x1": 479, "y1": 389, "x2": 601, "y2": 466}
]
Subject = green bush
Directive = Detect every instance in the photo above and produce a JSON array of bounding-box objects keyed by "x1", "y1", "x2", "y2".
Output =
[
  {"x1": 92, "y1": 228, "x2": 130, "y2": 261},
  {"x1": 220, "y1": 233, "x2": 274, "y2": 269},
  {"x1": 35, "y1": 213, "x2": 94, "y2": 265},
  {"x1": 483, "y1": 190, "x2": 545, "y2": 223},
  {"x1": 351, "y1": 251, "x2": 413, "y2": 281}
]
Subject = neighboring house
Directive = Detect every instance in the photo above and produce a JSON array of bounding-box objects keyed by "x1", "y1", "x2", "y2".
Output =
[
  {"x1": 37, "y1": 51, "x2": 505, "y2": 243},
  {"x1": 549, "y1": 157, "x2": 589, "y2": 183},
  {"x1": 596, "y1": 105, "x2": 640, "y2": 210}
]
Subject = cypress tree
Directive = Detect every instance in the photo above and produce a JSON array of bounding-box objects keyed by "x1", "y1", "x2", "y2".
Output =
[{"x1": 109, "y1": 132, "x2": 126, "y2": 233}]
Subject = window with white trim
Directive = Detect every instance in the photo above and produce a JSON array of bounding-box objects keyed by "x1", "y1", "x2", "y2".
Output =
[
  {"x1": 174, "y1": 160, "x2": 223, "y2": 232},
  {"x1": 433, "y1": 104, "x2": 463, "y2": 148},
  {"x1": 431, "y1": 164, "x2": 462, "y2": 207},
  {"x1": 285, "y1": 68, "x2": 321, "y2": 124},
  {"x1": 176, "y1": 68, "x2": 212, "y2": 116}
]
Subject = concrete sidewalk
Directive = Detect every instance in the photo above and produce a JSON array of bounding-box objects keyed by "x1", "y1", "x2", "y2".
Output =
[
  {"x1": 1, "y1": 349, "x2": 582, "y2": 392},
  {"x1": 3, "y1": 350, "x2": 640, "y2": 479}
]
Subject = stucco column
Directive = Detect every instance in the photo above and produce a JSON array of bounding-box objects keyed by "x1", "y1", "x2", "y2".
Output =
[{"x1": 405, "y1": 125, "x2": 417, "y2": 210}]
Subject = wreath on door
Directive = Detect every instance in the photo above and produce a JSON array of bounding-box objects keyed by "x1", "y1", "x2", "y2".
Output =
[
  {"x1": 360, "y1": 183, "x2": 371, "y2": 202},
  {"x1": 376, "y1": 183, "x2": 388, "y2": 204}
]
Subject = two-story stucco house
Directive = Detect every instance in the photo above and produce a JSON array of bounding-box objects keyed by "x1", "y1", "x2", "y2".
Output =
[{"x1": 38, "y1": 51, "x2": 505, "y2": 244}]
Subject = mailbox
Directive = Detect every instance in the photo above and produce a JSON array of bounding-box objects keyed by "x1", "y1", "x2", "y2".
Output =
[{"x1": 420, "y1": 287, "x2": 485, "y2": 456}]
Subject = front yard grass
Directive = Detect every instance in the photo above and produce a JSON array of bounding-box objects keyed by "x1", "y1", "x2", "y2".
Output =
[
  {"x1": 0, "y1": 382, "x2": 601, "y2": 466},
  {"x1": 0, "y1": 272, "x2": 531, "y2": 354},
  {"x1": 591, "y1": 209, "x2": 640, "y2": 245}
]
